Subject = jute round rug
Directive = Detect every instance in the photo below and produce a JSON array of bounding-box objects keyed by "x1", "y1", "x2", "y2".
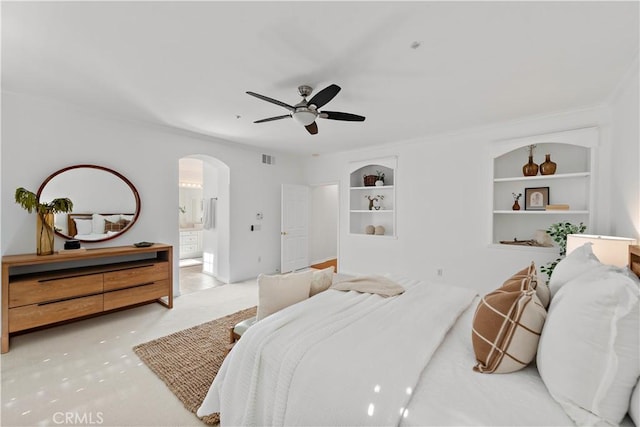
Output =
[{"x1": 133, "y1": 306, "x2": 256, "y2": 425}]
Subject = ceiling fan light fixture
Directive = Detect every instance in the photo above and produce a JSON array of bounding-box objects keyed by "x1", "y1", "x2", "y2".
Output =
[
  {"x1": 292, "y1": 110, "x2": 317, "y2": 126},
  {"x1": 247, "y1": 84, "x2": 365, "y2": 134}
]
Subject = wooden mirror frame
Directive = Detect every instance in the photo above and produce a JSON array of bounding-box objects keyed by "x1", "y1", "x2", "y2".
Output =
[{"x1": 37, "y1": 164, "x2": 141, "y2": 243}]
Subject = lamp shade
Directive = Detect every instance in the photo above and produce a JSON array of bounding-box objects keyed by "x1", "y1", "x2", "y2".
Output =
[{"x1": 566, "y1": 234, "x2": 637, "y2": 267}]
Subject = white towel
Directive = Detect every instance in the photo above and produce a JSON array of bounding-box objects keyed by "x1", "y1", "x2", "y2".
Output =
[{"x1": 203, "y1": 198, "x2": 216, "y2": 229}]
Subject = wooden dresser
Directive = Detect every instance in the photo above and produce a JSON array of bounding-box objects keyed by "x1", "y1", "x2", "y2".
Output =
[{"x1": 1, "y1": 244, "x2": 173, "y2": 353}]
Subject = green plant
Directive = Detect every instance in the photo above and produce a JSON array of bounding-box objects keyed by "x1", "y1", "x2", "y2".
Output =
[
  {"x1": 539, "y1": 221, "x2": 587, "y2": 280},
  {"x1": 15, "y1": 187, "x2": 73, "y2": 215},
  {"x1": 15, "y1": 187, "x2": 74, "y2": 254},
  {"x1": 375, "y1": 170, "x2": 385, "y2": 181},
  {"x1": 179, "y1": 206, "x2": 186, "y2": 214}
]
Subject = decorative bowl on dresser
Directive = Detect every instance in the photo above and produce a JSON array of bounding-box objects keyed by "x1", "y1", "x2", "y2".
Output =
[{"x1": 1, "y1": 244, "x2": 173, "y2": 353}]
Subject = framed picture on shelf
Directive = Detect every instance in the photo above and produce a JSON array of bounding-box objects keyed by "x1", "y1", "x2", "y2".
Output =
[{"x1": 524, "y1": 187, "x2": 549, "y2": 210}]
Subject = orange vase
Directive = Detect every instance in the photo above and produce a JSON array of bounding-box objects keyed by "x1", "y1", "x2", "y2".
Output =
[
  {"x1": 522, "y1": 155, "x2": 538, "y2": 176},
  {"x1": 540, "y1": 154, "x2": 557, "y2": 175},
  {"x1": 512, "y1": 200, "x2": 521, "y2": 211}
]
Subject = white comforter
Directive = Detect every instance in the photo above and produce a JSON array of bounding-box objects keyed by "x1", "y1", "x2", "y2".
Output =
[{"x1": 197, "y1": 277, "x2": 476, "y2": 426}]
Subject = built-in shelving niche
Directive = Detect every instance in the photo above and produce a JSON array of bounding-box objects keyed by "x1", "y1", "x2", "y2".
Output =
[
  {"x1": 491, "y1": 127, "x2": 597, "y2": 250},
  {"x1": 348, "y1": 157, "x2": 397, "y2": 238}
]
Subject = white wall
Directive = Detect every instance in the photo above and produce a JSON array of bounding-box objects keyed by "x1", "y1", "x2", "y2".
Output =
[
  {"x1": 309, "y1": 184, "x2": 338, "y2": 265},
  {"x1": 303, "y1": 106, "x2": 617, "y2": 294},
  {"x1": 200, "y1": 156, "x2": 231, "y2": 282},
  {"x1": 1, "y1": 91, "x2": 305, "y2": 294},
  {"x1": 609, "y1": 59, "x2": 640, "y2": 240}
]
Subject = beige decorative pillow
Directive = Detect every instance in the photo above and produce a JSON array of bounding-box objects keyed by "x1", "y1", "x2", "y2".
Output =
[
  {"x1": 472, "y1": 286, "x2": 547, "y2": 374},
  {"x1": 256, "y1": 270, "x2": 313, "y2": 321},
  {"x1": 502, "y1": 262, "x2": 550, "y2": 308},
  {"x1": 104, "y1": 219, "x2": 127, "y2": 232},
  {"x1": 309, "y1": 267, "x2": 334, "y2": 297}
]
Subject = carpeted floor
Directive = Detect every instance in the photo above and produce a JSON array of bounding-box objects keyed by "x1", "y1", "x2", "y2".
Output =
[{"x1": 133, "y1": 306, "x2": 257, "y2": 425}]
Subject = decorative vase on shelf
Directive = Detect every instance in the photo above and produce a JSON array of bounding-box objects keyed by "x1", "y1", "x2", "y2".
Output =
[
  {"x1": 540, "y1": 154, "x2": 557, "y2": 175},
  {"x1": 375, "y1": 180, "x2": 384, "y2": 186},
  {"x1": 522, "y1": 144, "x2": 538, "y2": 176},
  {"x1": 522, "y1": 155, "x2": 538, "y2": 176},
  {"x1": 37, "y1": 212, "x2": 55, "y2": 255},
  {"x1": 512, "y1": 200, "x2": 521, "y2": 211}
]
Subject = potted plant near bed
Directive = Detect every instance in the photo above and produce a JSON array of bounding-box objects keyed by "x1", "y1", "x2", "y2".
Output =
[
  {"x1": 15, "y1": 187, "x2": 73, "y2": 255},
  {"x1": 539, "y1": 221, "x2": 586, "y2": 282}
]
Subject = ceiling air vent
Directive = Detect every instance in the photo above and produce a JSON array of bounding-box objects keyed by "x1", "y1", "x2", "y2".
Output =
[{"x1": 262, "y1": 154, "x2": 275, "y2": 165}]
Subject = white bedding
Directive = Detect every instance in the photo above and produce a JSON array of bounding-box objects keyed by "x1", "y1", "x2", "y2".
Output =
[
  {"x1": 197, "y1": 277, "x2": 476, "y2": 426},
  {"x1": 401, "y1": 296, "x2": 574, "y2": 426},
  {"x1": 198, "y1": 277, "x2": 634, "y2": 426},
  {"x1": 74, "y1": 231, "x2": 118, "y2": 240}
]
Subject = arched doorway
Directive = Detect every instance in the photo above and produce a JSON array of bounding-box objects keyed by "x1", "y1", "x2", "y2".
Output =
[{"x1": 178, "y1": 155, "x2": 230, "y2": 294}]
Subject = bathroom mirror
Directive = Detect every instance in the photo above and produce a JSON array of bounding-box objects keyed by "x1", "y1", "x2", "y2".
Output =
[{"x1": 37, "y1": 164, "x2": 141, "y2": 242}]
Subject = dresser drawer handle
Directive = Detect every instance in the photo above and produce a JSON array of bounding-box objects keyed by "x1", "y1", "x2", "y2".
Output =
[
  {"x1": 106, "y1": 281, "x2": 155, "y2": 291},
  {"x1": 38, "y1": 274, "x2": 94, "y2": 283},
  {"x1": 110, "y1": 264, "x2": 156, "y2": 273},
  {"x1": 37, "y1": 292, "x2": 102, "y2": 306}
]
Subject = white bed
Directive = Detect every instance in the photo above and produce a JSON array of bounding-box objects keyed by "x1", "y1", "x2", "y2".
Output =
[
  {"x1": 401, "y1": 296, "x2": 575, "y2": 427},
  {"x1": 198, "y1": 249, "x2": 640, "y2": 427}
]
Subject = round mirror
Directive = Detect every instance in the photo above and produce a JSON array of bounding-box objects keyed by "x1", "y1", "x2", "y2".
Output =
[{"x1": 37, "y1": 164, "x2": 141, "y2": 242}]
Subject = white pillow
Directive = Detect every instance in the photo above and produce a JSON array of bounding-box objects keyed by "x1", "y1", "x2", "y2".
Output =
[
  {"x1": 548, "y1": 242, "x2": 602, "y2": 297},
  {"x1": 73, "y1": 219, "x2": 93, "y2": 235},
  {"x1": 256, "y1": 270, "x2": 313, "y2": 321},
  {"x1": 537, "y1": 265, "x2": 640, "y2": 425},
  {"x1": 310, "y1": 267, "x2": 334, "y2": 296},
  {"x1": 630, "y1": 379, "x2": 640, "y2": 427},
  {"x1": 91, "y1": 214, "x2": 121, "y2": 234}
]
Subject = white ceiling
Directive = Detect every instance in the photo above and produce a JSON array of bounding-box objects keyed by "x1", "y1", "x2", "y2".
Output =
[{"x1": 2, "y1": 1, "x2": 638, "y2": 155}]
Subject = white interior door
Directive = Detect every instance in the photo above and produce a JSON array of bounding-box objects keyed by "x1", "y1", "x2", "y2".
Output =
[{"x1": 281, "y1": 184, "x2": 309, "y2": 273}]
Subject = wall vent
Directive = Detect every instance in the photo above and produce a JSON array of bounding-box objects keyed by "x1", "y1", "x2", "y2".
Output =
[{"x1": 262, "y1": 154, "x2": 275, "y2": 165}]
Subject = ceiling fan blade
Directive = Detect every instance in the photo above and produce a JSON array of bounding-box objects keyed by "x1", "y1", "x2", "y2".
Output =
[
  {"x1": 319, "y1": 111, "x2": 366, "y2": 121},
  {"x1": 305, "y1": 122, "x2": 318, "y2": 135},
  {"x1": 246, "y1": 91, "x2": 295, "y2": 112},
  {"x1": 254, "y1": 114, "x2": 291, "y2": 123},
  {"x1": 307, "y1": 84, "x2": 341, "y2": 109}
]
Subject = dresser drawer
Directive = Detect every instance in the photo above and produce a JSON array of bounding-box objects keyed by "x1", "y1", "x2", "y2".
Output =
[
  {"x1": 103, "y1": 280, "x2": 170, "y2": 311},
  {"x1": 9, "y1": 273, "x2": 104, "y2": 308},
  {"x1": 8, "y1": 294, "x2": 104, "y2": 333},
  {"x1": 103, "y1": 262, "x2": 169, "y2": 291},
  {"x1": 181, "y1": 234, "x2": 198, "y2": 244},
  {"x1": 181, "y1": 244, "x2": 198, "y2": 254}
]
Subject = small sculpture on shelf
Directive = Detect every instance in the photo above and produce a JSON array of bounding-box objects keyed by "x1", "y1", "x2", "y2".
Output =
[
  {"x1": 512, "y1": 192, "x2": 522, "y2": 211},
  {"x1": 365, "y1": 194, "x2": 384, "y2": 210},
  {"x1": 365, "y1": 225, "x2": 375, "y2": 234},
  {"x1": 522, "y1": 144, "x2": 538, "y2": 176}
]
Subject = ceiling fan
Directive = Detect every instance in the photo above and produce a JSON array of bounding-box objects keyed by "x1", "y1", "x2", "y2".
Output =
[{"x1": 246, "y1": 84, "x2": 365, "y2": 135}]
